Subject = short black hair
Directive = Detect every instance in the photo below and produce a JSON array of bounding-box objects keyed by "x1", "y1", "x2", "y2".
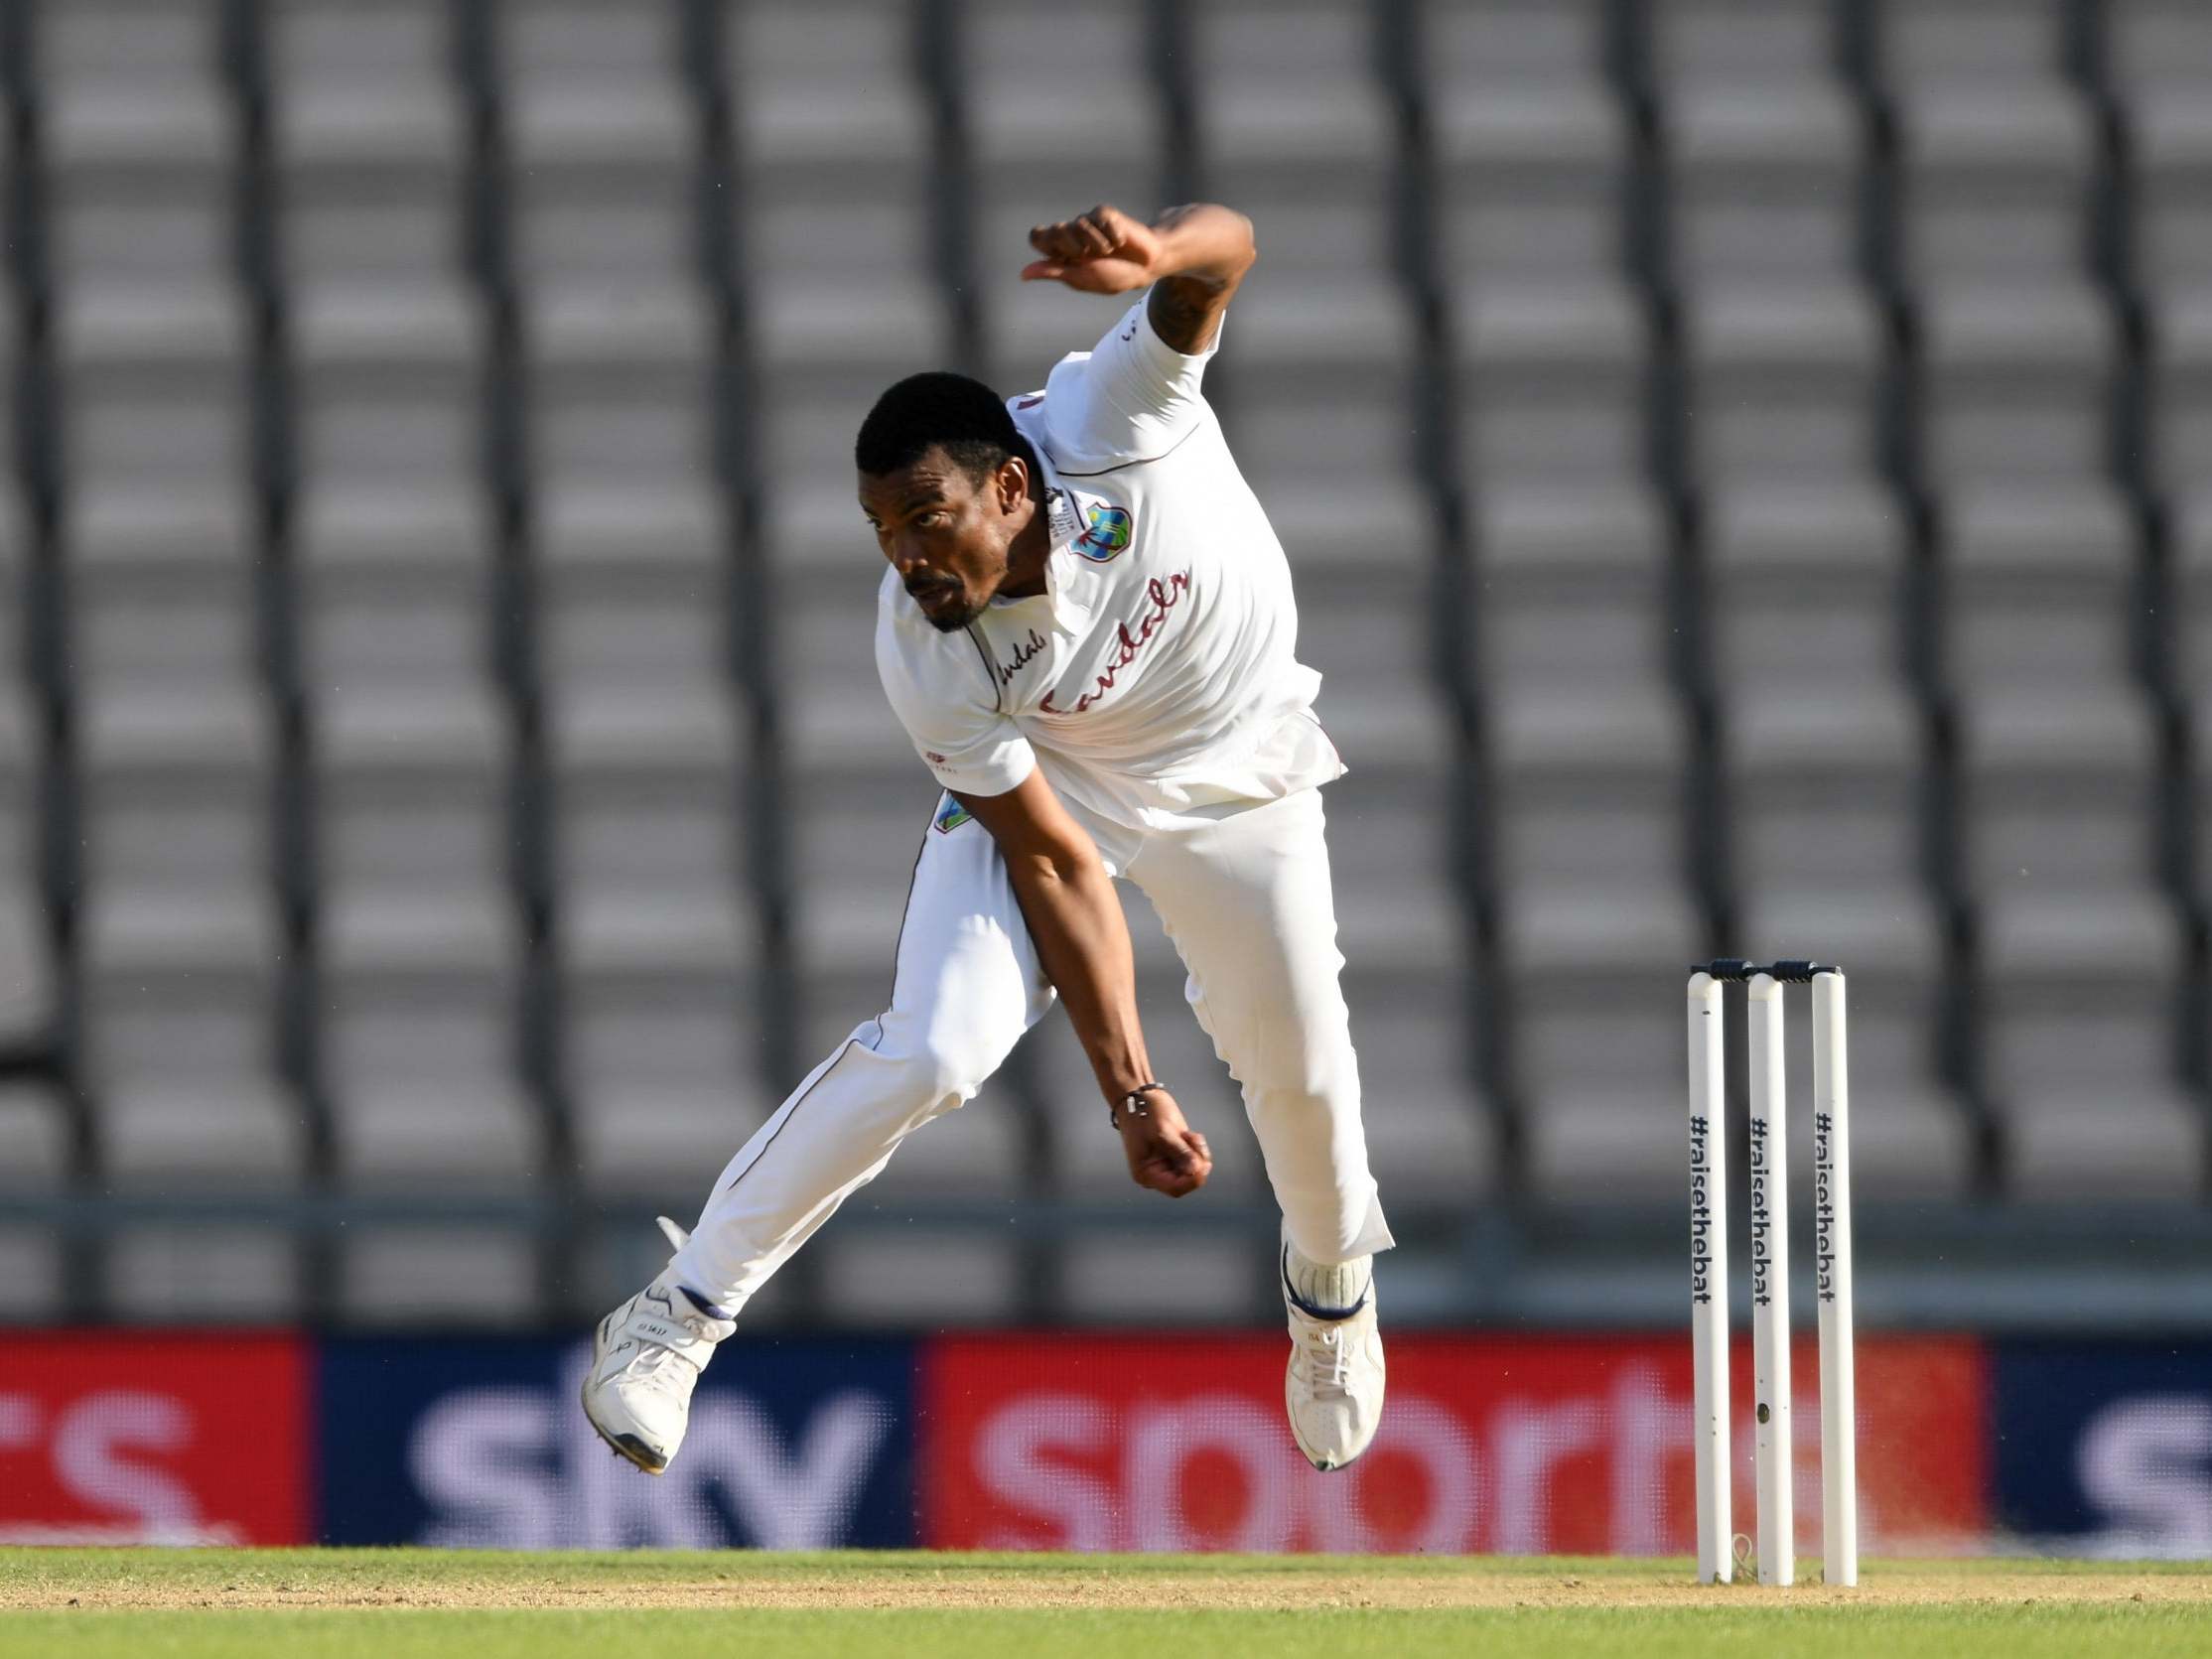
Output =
[{"x1": 855, "y1": 370, "x2": 1020, "y2": 483}]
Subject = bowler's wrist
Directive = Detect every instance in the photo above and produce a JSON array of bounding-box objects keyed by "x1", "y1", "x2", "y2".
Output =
[
  {"x1": 1107, "y1": 1082, "x2": 1170, "y2": 1132},
  {"x1": 1149, "y1": 204, "x2": 1252, "y2": 285}
]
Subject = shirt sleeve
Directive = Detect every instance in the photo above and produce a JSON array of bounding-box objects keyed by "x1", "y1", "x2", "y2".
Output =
[
  {"x1": 1040, "y1": 289, "x2": 1221, "y2": 469},
  {"x1": 876, "y1": 606, "x2": 1038, "y2": 799}
]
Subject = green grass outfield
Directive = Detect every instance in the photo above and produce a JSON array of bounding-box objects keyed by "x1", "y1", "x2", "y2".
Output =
[{"x1": 2, "y1": 1549, "x2": 2207, "y2": 1659}]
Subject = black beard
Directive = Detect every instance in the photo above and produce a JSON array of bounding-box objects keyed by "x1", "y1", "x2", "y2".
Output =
[{"x1": 913, "y1": 587, "x2": 984, "y2": 631}]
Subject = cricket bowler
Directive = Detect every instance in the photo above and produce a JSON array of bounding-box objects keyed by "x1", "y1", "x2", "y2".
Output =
[{"x1": 583, "y1": 202, "x2": 1393, "y2": 1475}]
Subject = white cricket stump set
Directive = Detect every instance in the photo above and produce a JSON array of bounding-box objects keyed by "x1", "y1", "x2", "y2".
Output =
[{"x1": 1686, "y1": 960, "x2": 1858, "y2": 1588}]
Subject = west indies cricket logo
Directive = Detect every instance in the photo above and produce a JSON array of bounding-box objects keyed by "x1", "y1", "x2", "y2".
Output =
[{"x1": 1072, "y1": 501, "x2": 1134, "y2": 563}]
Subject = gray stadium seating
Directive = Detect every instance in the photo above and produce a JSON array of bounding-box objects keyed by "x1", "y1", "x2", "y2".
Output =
[
  {"x1": 4, "y1": 0, "x2": 2210, "y2": 1329},
  {"x1": 107, "y1": 1226, "x2": 300, "y2": 1322}
]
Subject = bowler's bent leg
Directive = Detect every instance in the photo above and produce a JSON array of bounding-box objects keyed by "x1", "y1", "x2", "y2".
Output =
[
  {"x1": 670, "y1": 805, "x2": 1053, "y2": 1313},
  {"x1": 1128, "y1": 786, "x2": 1392, "y2": 1266},
  {"x1": 1130, "y1": 784, "x2": 1391, "y2": 1469}
]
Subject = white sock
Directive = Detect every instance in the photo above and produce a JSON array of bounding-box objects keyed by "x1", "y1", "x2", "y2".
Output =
[{"x1": 1283, "y1": 1239, "x2": 1371, "y2": 1318}]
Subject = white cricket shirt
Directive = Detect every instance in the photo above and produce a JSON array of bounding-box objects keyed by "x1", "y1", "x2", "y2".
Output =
[{"x1": 875, "y1": 295, "x2": 1345, "y2": 832}]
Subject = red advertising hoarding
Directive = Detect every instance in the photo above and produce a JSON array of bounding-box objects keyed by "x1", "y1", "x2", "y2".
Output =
[
  {"x1": 918, "y1": 1333, "x2": 1987, "y2": 1554},
  {"x1": 0, "y1": 1331, "x2": 311, "y2": 1544}
]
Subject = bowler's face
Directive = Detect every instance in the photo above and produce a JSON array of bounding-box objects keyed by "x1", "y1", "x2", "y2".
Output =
[{"x1": 861, "y1": 448, "x2": 1025, "y2": 633}]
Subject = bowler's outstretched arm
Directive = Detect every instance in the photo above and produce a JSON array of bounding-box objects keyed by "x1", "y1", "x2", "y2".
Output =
[{"x1": 953, "y1": 769, "x2": 1212, "y2": 1198}]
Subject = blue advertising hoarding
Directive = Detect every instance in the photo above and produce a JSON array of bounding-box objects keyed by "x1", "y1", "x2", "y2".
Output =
[
  {"x1": 1991, "y1": 1340, "x2": 2212, "y2": 1557},
  {"x1": 316, "y1": 1335, "x2": 917, "y2": 1548}
]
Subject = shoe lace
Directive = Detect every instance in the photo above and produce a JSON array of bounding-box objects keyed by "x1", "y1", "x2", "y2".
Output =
[
  {"x1": 1295, "y1": 1318, "x2": 1353, "y2": 1395},
  {"x1": 626, "y1": 1339, "x2": 696, "y2": 1398},
  {"x1": 621, "y1": 1297, "x2": 715, "y2": 1397}
]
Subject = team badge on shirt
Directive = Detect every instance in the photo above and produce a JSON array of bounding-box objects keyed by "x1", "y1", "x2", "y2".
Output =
[
  {"x1": 1073, "y1": 501, "x2": 1134, "y2": 562},
  {"x1": 932, "y1": 792, "x2": 974, "y2": 834}
]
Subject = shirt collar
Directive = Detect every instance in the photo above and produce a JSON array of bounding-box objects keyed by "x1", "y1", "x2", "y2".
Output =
[{"x1": 992, "y1": 430, "x2": 1092, "y2": 634}]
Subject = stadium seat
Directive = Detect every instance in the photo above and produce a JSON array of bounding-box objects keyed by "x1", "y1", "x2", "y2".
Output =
[
  {"x1": 105, "y1": 1226, "x2": 301, "y2": 1322},
  {"x1": 1936, "y1": 485, "x2": 2139, "y2": 697},
  {"x1": 268, "y1": 0, "x2": 466, "y2": 294},
  {"x1": 1456, "y1": 281, "x2": 1650, "y2": 496},
  {"x1": 1981, "y1": 890, "x2": 2206, "y2": 1198},
  {"x1": 1914, "y1": 285, "x2": 2116, "y2": 496},
  {"x1": 1662, "y1": 82, "x2": 1865, "y2": 297},
  {"x1": 0, "y1": 1228, "x2": 65, "y2": 1319},
  {"x1": 1650, "y1": 0, "x2": 1842, "y2": 94},
  {"x1": 38, "y1": 0, "x2": 236, "y2": 297},
  {"x1": 290, "y1": 281, "x2": 485, "y2": 500},
  {"x1": 66, "y1": 487, "x2": 255, "y2": 695},
  {"x1": 2147, "y1": 291, "x2": 2212, "y2": 503},
  {"x1": 533, "y1": 482, "x2": 733, "y2": 696},
  {"x1": 313, "y1": 684, "x2": 511, "y2": 902},
  {"x1": 320, "y1": 891, "x2": 539, "y2": 1191},
  {"x1": 1954, "y1": 686, "x2": 2161, "y2": 897},
  {"x1": 0, "y1": 687, "x2": 47, "y2": 909},
  {"x1": 1430, "y1": 76, "x2": 1624, "y2": 293},
  {"x1": 78, "y1": 684, "x2": 273, "y2": 896},
  {"x1": 295, "y1": 484, "x2": 496, "y2": 694},
  {"x1": 1188, "y1": 0, "x2": 1417, "y2": 531},
  {"x1": 733, "y1": 0, "x2": 949, "y2": 413},
  {"x1": 2167, "y1": 494, "x2": 2212, "y2": 699},
  {"x1": 341, "y1": 1225, "x2": 542, "y2": 1325},
  {"x1": 54, "y1": 290, "x2": 250, "y2": 516},
  {"x1": 1489, "y1": 689, "x2": 1689, "y2": 912},
  {"x1": 1059, "y1": 1228, "x2": 1263, "y2": 1322},
  {"x1": 523, "y1": 305, "x2": 720, "y2": 543},
  {"x1": 1723, "y1": 684, "x2": 1928, "y2": 899},
  {"x1": 1891, "y1": 83, "x2": 2094, "y2": 297},
  {"x1": 816, "y1": 1231, "x2": 1027, "y2": 1324},
  {"x1": 80, "y1": 889, "x2": 306, "y2": 1190},
  {"x1": 1474, "y1": 494, "x2": 1670, "y2": 704},
  {"x1": 0, "y1": 880, "x2": 60, "y2": 1054},
  {"x1": 1876, "y1": 0, "x2": 2072, "y2": 91},
  {"x1": 548, "y1": 682, "x2": 748, "y2": 904},
  {"x1": 0, "y1": 330, "x2": 17, "y2": 534},
  {"x1": 0, "y1": 1082, "x2": 73, "y2": 1193},
  {"x1": 958, "y1": 0, "x2": 1162, "y2": 189},
  {"x1": 560, "y1": 878, "x2": 768, "y2": 1199},
  {"x1": 1704, "y1": 484, "x2": 1909, "y2": 698},
  {"x1": 1678, "y1": 285, "x2": 1887, "y2": 494},
  {"x1": 496, "y1": 0, "x2": 699, "y2": 295},
  {"x1": 2115, "y1": 1, "x2": 2212, "y2": 298},
  {"x1": 1422, "y1": 0, "x2": 1616, "y2": 215}
]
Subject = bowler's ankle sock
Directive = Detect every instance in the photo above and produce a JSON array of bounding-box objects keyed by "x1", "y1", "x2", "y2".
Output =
[
  {"x1": 674, "y1": 1283, "x2": 734, "y2": 1321},
  {"x1": 1283, "y1": 1242, "x2": 1371, "y2": 1320}
]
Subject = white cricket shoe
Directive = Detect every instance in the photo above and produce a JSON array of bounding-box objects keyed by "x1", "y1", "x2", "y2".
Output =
[
  {"x1": 580, "y1": 1218, "x2": 734, "y2": 1474},
  {"x1": 1281, "y1": 1231, "x2": 1385, "y2": 1472}
]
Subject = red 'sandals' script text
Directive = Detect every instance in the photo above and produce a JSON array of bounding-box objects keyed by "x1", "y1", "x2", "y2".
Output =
[{"x1": 1041, "y1": 572, "x2": 1191, "y2": 714}]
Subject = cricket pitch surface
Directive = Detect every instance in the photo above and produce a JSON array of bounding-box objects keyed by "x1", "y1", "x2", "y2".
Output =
[{"x1": 3, "y1": 1549, "x2": 2206, "y2": 1657}]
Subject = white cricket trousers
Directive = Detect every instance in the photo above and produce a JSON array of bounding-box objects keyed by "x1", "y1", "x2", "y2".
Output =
[{"x1": 670, "y1": 781, "x2": 1394, "y2": 1312}]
